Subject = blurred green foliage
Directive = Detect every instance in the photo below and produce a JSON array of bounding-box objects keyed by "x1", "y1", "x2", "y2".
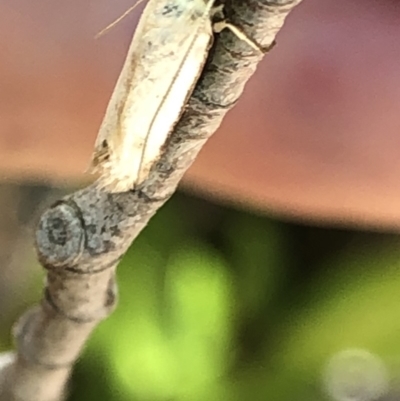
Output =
[{"x1": 3, "y1": 190, "x2": 400, "y2": 400}]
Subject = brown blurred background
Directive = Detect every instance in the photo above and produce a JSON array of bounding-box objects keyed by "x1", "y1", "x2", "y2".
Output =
[{"x1": 1, "y1": 0, "x2": 400, "y2": 229}]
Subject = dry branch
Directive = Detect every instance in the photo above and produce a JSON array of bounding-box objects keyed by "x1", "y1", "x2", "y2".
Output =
[{"x1": 0, "y1": 1, "x2": 303, "y2": 400}]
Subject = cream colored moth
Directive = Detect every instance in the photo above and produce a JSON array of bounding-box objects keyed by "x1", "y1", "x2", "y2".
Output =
[{"x1": 90, "y1": 0, "x2": 217, "y2": 193}]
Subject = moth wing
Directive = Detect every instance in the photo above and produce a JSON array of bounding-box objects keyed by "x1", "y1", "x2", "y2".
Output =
[
  {"x1": 135, "y1": 2, "x2": 215, "y2": 185},
  {"x1": 91, "y1": 0, "x2": 214, "y2": 192}
]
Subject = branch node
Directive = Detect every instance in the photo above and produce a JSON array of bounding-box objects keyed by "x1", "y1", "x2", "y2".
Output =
[{"x1": 35, "y1": 200, "x2": 85, "y2": 269}]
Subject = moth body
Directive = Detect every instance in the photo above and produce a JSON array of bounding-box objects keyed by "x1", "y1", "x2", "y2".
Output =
[{"x1": 91, "y1": 0, "x2": 216, "y2": 192}]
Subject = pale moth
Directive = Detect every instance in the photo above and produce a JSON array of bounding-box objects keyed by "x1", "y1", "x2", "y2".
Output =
[{"x1": 91, "y1": 0, "x2": 261, "y2": 193}]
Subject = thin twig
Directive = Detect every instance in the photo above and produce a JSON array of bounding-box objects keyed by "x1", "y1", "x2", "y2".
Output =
[{"x1": 0, "y1": 1, "x2": 303, "y2": 400}]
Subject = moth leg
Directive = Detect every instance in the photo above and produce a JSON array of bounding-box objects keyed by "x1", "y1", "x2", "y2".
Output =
[
  {"x1": 213, "y1": 20, "x2": 265, "y2": 54},
  {"x1": 136, "y1": 188, "x2": 172, "y2": 204},
  {"x1": 210, "y1": 4, "x2": 224, "y2": 17}
]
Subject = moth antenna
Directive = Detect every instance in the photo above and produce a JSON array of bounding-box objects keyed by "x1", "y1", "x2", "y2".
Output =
[{"x1": 95, "y1": 0, "x2": 146, "y2": 39}]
